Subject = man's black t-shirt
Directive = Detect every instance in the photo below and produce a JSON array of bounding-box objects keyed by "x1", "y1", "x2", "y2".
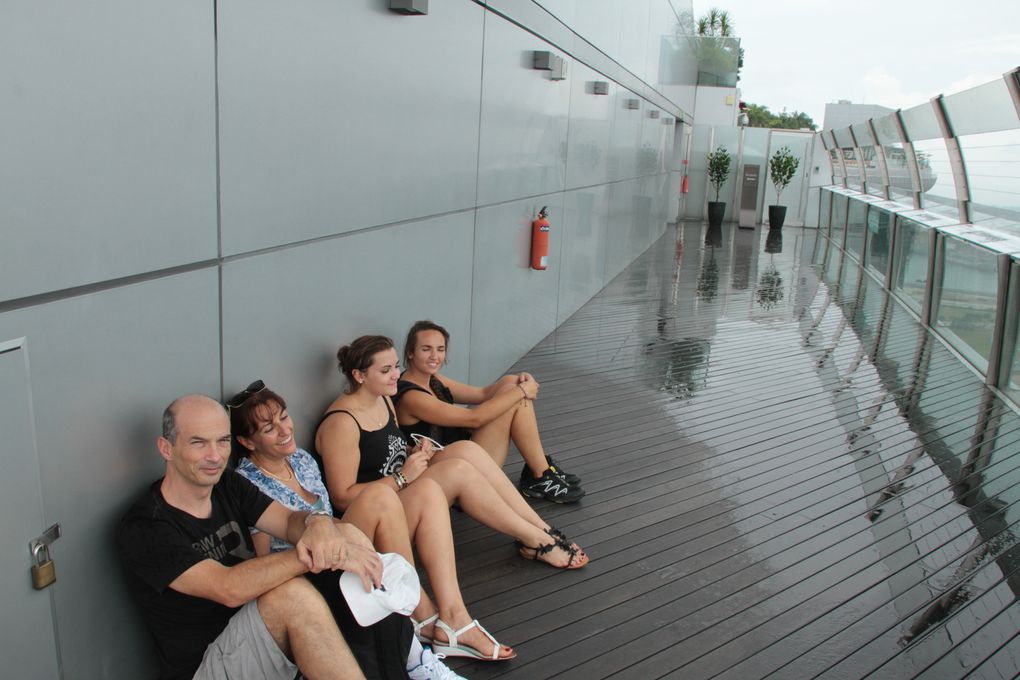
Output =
[{"x1": 117, "y1": 472, "x2": 273, "y2": 680}]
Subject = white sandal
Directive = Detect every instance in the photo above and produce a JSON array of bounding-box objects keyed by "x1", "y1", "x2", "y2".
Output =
[
  {"x1": 411, "y1": 613, "x2": 438, "y2": 644},
  {"x1": 431, "y1": 618, "x2": 515, "y2": 661}
]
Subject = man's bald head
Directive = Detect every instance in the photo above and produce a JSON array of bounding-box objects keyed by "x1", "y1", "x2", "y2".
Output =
[{"x1": 161, "y1": 394, "x2": 228, "y2": 444}]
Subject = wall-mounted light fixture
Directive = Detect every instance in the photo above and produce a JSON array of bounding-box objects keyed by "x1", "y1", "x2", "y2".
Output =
[
  {"x1": 624, "y1": 99, "x2": 640, "y2": 110},
  {"x1": 649, "y1": 110, "x2": 660, "y2": 119},
  {"x1": 534, "y1": 51, "x2": 568, "y2": 81},
  {"x1": 389, "y1": 0, "x2": 428, "y2": 14},
  {"x1": 592, "y1": 81, "x2": 609, "y2": 95}
]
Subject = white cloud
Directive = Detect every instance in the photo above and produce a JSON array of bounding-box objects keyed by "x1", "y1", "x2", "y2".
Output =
[{"x1": 858, "y1": 66, "x2": 929, "y2": 110}]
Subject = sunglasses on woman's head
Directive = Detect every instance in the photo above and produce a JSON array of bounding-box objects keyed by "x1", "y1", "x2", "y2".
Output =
[{"x1": 226, "y1": 379, "x2": 266, "y2": 410}]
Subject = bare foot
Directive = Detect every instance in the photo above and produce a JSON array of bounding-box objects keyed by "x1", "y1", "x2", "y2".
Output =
[{"x1": 435, "y1": 617, "x2": 515, "y2": 660}]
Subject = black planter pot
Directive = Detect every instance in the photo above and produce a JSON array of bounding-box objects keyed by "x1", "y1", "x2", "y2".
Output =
[
  {"x1": 767, "y1": 205, "x2": 787, "y2": 229},
  {"x1": 707, "y1": 201, "x2": 726, "y2": 227}
]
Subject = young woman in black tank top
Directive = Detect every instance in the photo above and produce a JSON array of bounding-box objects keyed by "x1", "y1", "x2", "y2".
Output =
[
  {"x1": 316, "y1": 336, "x2": 589, "y2": 660},
  {"x1": 393, "y1": 320, "x2": 584, "y2": 503}
]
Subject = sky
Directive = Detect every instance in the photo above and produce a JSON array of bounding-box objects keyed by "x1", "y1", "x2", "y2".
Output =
[{"x1": 701, "y1": 0, "x2": 1020, "y2": 127}]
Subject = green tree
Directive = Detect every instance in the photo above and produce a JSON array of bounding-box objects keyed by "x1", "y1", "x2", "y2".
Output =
[{"x1": 744, "y1": 102, "x2": 817, "y2": 131}]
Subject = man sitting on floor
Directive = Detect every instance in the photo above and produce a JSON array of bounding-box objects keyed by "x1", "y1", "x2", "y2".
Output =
[{"x1": 117, "y1": 394, "x2": 391, "y2": 680}]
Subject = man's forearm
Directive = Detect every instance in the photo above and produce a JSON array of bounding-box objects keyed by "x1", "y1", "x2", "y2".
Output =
[{"x1": 218, "y1": 549, "x2": 308, "y2": 606}]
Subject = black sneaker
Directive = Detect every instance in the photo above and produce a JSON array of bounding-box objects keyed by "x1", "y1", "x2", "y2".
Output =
[
  {"x1": 520, "y1": 468, "x2": 585, "y2": 503},
  {"x1": 546, "y1": 455, "x2": 581, "y2": 487}
]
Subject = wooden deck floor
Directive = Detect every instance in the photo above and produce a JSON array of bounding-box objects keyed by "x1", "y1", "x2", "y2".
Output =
[{"x1": 444, "y1": 222, "x2": 1020, "y2": 680}]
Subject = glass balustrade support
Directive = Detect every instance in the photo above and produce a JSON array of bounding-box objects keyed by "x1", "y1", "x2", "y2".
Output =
[
  {"x1": 1004, "y1": 67, "x2": 1020, "y2": 121},
  {"x1": 923, "y1": 227, "x2": 941, "y2": 327},
  {"x1": 931, "y1": 94, "x2": 971, "y2": 224},
  {"x1": 1000, "y1": 261, "x2": 1020, "y2": 391},
  {"x1": 987, "y1": 252, "x2": 1013, "y2": 387},
  {"x1": 893, "y1": 109, "x2": 924, "y2": 209}
]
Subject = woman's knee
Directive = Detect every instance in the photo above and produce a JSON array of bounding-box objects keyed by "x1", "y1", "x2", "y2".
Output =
[
  {"x1": 429, "y1": 456, "x2": 476, "y2": 480},
  {"x1": 350, "y1": 482, "x2": 402, "y2": 516}
]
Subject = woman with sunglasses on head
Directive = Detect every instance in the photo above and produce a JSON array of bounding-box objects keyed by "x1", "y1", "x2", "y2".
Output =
[
  {"x1": 393, "y1": 320, "x2": 584, "y2": 503},
  {"x1": 316, "y1": 338, "x2": 589, "y2": 628},
  {"x1": 226, "y1": 381, "x2": 474, "y2": 675}
]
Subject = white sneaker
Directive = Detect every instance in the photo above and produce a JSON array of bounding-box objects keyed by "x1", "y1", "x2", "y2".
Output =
[{"x1": 407, "y1": 646, "x2": 468, "y2": 680}]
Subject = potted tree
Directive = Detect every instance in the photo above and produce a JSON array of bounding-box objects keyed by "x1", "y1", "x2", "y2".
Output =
[
  {"x1": 767, "y1": 146, "x2": 800, "y2": 229},
  {"x1": 706, "y1": 145, "x2": 731, "y2": 228}
]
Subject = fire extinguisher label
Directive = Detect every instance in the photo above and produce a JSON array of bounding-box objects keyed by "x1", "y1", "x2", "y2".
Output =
[
  {"x1": 540, "y1": 256, "x2": 548, "y2": 267},
  {"x1": 540, "y1": 226, "x2": 550, "y2": 232}
]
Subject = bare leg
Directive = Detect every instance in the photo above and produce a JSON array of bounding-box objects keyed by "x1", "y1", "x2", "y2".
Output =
[
  {"x1": 339, "y1": 483, "x2": 436, "y2": 629},
  {"x1": 434, "y1": 441, "x2": 547, "y2": 529},
  {"x1": 420, "y1": 455, "x2": 585, "y2": 568},
  {"x1": 399, "y1": 478, "x2": 513, "y2": 658},
  {"x1": 258, "y1": 577, "x2": 365, "y2": 680},
  {"x1": 471, "y1": 377, "x2": 551, "y2": 477}
]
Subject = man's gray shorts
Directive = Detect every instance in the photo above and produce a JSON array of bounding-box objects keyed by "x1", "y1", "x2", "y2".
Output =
[{"x1": 193, "y1": 599, "x2": 297, "y2": 680}]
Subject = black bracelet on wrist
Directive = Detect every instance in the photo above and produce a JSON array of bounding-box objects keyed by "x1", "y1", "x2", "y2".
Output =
[{"x1": 393, "y1": 470, "x2": 408, "y2": 490}]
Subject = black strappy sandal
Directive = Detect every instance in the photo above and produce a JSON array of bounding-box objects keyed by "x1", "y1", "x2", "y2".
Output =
[
  {"x1": 519, "y1": 536, "x2": 587, "y2": 569},
  {"x1": 545, "y1": 526, "x2": 586, "y2": 558}
]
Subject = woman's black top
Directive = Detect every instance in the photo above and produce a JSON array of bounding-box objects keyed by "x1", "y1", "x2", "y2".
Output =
[
  {"x1": 317, "y1": 404, "x2": 409, "y2": 484},
  {"x1": 393, "y1": 376, "x2": 471, "y2": 446}
]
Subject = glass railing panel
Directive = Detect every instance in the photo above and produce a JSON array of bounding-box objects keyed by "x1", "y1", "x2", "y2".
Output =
[
  {"x1": 912, "y1": 137, "x2": 958, "y2": 219},
  {"x1": 851, "y1": 122, "x2": 874, "y2": 147},
  {"x1": 831, "y1": 193, "x2": 848, "y2": 247},
  {"x1": 694, "y1": 35, "x2": 740, "y2": 87},
  {"x1": 866, "y1": 206, "x2": 891, "y2": 284},
  {"x1": 891, "y1": 216, "x2": 929, "y2": 315},
  {"x1": 882, "y1": 143, "x2": 915, "y2": 201},
  {"x1": 1007, "y1": 261, "x2": 1020, "y2": 401},
  {"x1": 828, "y1": 147, "x2": 843, "y2": 183},
  {"x1": 846, "y1": 199, "x2": 867, "y2": 259},
  {"x1": 819, "y1": 189, "x2": 832, "y2": 234},
  {"x1": 933, "y1": 236, "x2": 999, "y2": 373},
  {"x1": 843, "y1": 148, "x2": 864, "y2": 190},
  {"x1": 943, "y1": 79, "x2": 1018, "y2": 136},
  {"x1": 860, "y1": 145, "x2": 885, "y2": 196},
  {"x1": 900, "y1": 101, "x2": 943, "y2": 141},
  {"x1": 959, "y1": 128, "x2": 1020, "y2": 235},
  {"x1": 872, "y1": 114, "x2": 901, "y2": 145},
  {"x1": 833, "y1": 127, "x2": 854, "y2": 149}
]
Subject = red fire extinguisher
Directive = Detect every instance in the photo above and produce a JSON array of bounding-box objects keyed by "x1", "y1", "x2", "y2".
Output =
[
  {"x1": 681, "y1": 175, "x2": 689, "y2": 193},
  {"x1": 531, "y1": 206, "x2": 550, "y2": 270}
]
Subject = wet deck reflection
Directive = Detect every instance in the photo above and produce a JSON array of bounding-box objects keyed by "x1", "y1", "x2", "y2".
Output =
[{"x1": 447, "y1": 223, "x2": 1020, "y2": 679}]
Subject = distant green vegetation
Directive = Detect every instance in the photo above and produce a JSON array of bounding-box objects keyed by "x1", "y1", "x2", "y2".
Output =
[{"x1": 745, "y1": 103, "x2": 817, "y2": 131}]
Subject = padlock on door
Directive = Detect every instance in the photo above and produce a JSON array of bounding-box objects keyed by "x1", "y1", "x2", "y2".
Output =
[{"x1": 31, "y1": 540, "x2": 57, "y2": 590}]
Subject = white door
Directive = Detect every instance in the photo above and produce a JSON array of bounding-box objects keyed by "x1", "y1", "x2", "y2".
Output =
[{"x1": 0, "y1": 339, "x2": 62, "y2": 678}]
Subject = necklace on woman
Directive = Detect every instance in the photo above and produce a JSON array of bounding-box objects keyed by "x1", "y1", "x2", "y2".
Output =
[{"x1": 253, "y1": 458, "x2": 293, "y2": 482}]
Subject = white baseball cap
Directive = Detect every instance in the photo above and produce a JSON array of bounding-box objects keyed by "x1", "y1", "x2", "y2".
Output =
[{"x1": 339, "y1": 552, "x2": 421, "y2": 626}]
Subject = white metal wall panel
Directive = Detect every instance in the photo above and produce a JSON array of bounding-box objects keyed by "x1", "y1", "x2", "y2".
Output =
[
  {"x1": 221, "y1": 212, "x2": 475, "y2": 444},
  {"x1": 217, "y1": 0, "x2": 485, "y2": 255},
  {"x1": 558, "y1": 186, "x2": 611, "y2": 324},
  {"x1": 565, "y1": 62, "x2": 615, "y2": 190},
  {"x1": 476, "y1": 14, "x2": 571, "y2": 205},
  {"x1": 0, "y1": 0, "x2": 217, "y2": 303},
  {"x1": 469, "y1": 194, "x2": 565, "y2": 383},
  {"x1": 0, "y1": 269, "x2": 221, "y2": 679}
]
